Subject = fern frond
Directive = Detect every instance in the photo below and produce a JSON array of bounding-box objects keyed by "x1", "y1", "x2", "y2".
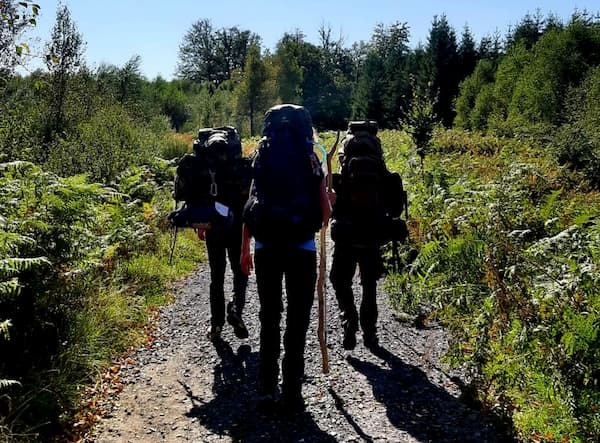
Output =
[
  {"x1": 0, "y1": 319, "x2": 11, "y2": 339},
  {"x1": 0, "y1": 161, "x2": 37, "y2": 175},
  {"x1": 0, "y1": 379, "x2": 21, "y2": 390},
  {"x1": 0, "y1": 232, "x2": 36, "y2": 254},
  {"x1": 0, "y1": 278, "x2": 21, "y2": 299},
  {"x1": 0, "y1": 257, "x2": 51, "y2": 274}
]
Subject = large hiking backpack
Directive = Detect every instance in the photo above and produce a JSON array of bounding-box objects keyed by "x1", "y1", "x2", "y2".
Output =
[
  {"x1": 170, "y1": 126, "x2": 248, "y2": 230},
  {"x1": 331, "y1": 121, "x2": 407, "y2": 247},
  {"x1": 243, "y1": 104, "x2": 323, "y2": 244}
]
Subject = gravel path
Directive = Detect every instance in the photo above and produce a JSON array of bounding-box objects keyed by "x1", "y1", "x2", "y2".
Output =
[{"x1": 90, "y1": 241, "x2": 502, "y2": 442}]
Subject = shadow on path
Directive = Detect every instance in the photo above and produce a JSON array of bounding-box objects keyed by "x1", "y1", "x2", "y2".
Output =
[
  {"x1": 181, "y1": 338, "x2": 336, "y2": 442},
  {"x1": 345, "y1": 344, "x2": 506, "y2": 443}
]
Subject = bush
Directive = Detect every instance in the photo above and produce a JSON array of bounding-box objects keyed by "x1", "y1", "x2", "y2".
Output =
[{"x1": 46, "y1": 105, "x2": 159, "y2": 182}]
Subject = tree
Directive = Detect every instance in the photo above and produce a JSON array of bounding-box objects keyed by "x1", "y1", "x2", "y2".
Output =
[
  {"x1": 234, "y1": 44, "x2": 270, "y2": 135},
  {"x1": 426, "y1": 14, "x2": 459, "y2": 127},
  {"x1": 376, "y1": 22, "x2": 411, "y2": 126},
  {"x1": 404, "y1": 76, "x2": 437, "y2": 175},
  {"x1": 44, "y1": 4, "x2": 85, "y2": 138},
  {"x1": 313, "y1": 23, "x2": 353, "y2": 128},
  {"x1": 507, "y1": 22, "x2": 598, "y2": 126},
  {"x1": 454, "y1": 59, "x2": 497, "y2": 129},
  {"x1": 478, "y1": 31, "x2": 503, "y2": 61},
  {"x1": 458, "y1": 25, "x2": 478, "y2": 81},
  {"x1": 274, "y1": 31, "x2": 305, "y2": 103},
  {"x1": 352, "y1": 22, "x2": 411, "y2": 127},
  {"x1": 0, "y1": 1, "x2": 39, "y2": 77},
  {"x1": 116, "y1": 55, "x2": 144, "y2": 105},
  {"x1": 505, "y1": 10, "x2": 549, "y2": 50},
  {"x1": 176, "y1": 19, "x2": 260, "y2": 86}
]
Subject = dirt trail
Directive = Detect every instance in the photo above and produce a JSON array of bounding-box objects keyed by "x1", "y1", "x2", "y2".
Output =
[{"x1": 89, "y1": 244, "x2": 500, "y2": 442}]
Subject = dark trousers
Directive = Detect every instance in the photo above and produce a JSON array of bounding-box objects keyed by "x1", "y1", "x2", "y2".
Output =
[
  {"x1": 205, "y1": 224, "x2": 248, "y2": 327},
  {"x1": 330, "y1": 244, "x2": 383, "y2": 338},
  {"x1": 254, "y1": 247, "x2": 316, "y2": 399}
]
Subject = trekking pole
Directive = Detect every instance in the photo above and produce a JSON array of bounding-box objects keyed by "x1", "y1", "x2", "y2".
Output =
[
  {"x1": 391, "y1": 240, "x2": 400, "y2": 273},
  {"x1": 315, "y1": 131, "x2": 340, "y2": 375},
  {"x1": 169, "y1": 227, "x2": 178, "y2": 266},
  {"x1": 168, "y1": 201, "x2": 179, "y2": 266}
]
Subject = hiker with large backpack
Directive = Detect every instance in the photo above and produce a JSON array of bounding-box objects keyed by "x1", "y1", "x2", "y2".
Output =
[
  {"x1": 240, "y1": 104, "x2": 331, "y2": 415},
  {"x1": 170, "y1": 126, "x2": 251, "y2": 341},
  {"x1": 329, "y1": 121, "x2": 408, "y2": 350}
]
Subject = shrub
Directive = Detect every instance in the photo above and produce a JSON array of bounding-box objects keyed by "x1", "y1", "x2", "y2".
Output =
[
  {"x1": 385, "y1": 129, "x2": 600, "y2": 441},
  {"x1": 46, "y1": 105, "x2": 159, "y2": 182}
]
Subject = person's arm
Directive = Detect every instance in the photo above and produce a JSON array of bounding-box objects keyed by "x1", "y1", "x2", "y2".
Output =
[{"x1": 240, "y1": 223, "x2": 253, "y2": 276}]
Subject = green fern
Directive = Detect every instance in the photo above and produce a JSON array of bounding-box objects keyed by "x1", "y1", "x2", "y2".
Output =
[
  {"x1": 0, "y1": 320, "x2": 10, "y2": 340},
  {"x1": 0, "y1": 379, "x2": 21, "y2": 390}
]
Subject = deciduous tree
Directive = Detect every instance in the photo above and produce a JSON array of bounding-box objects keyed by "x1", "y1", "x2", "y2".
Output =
[
  {"x1": 176, "y1": 19, "x2": 260, "y2": 86},
  {"x1": 44, "y1": 4, "x2": 85, "y2": 139},
  {"x1": 234, "y1": 44, "x2": 270, "y2": 135}
]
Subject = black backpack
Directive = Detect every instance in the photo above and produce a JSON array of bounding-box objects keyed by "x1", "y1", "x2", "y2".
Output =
[
  {"x1": 331, "y1": 121, "x2": 407, "y2": 247},
  {"x1": 170, "y1": 126, "x2": 247, "y2": 230},
  {"x1": 243, "y1": 104, "x2": 323, "y2": 244}
]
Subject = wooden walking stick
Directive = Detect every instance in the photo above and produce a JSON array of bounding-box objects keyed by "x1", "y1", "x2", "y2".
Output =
[{"x1": 316, "y1": 131, "x2": 340, "y2": 374}]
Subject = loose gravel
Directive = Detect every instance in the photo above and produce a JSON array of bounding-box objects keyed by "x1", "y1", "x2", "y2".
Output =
[{"x1": 89, "y1": 243, "x2": 503, "y2": 443}]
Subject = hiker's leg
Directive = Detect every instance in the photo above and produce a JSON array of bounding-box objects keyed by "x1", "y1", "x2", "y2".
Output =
[
  {"x1": 255, "y1": 247, "x2": 284, "y2": 395},
  {"x1": 226, "y1": 223, "x2": 248, "y2": 314},
  {"x1": 358, "y1": 247, "x2": 383, "y2": 339},
  {"x1": 330, "y1": 244, "x2": 359, "y2": 332},
  {"x1": 205, "y1": 231, "x2": 226, "y2": 328},
  {"x1": 281, "y1": 248, "x2": 316, "y2": 402}
]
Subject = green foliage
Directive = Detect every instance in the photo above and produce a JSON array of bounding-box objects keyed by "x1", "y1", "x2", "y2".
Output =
[
  {"x1": 0, "y1": 158, "x2": 203, "y2": 440},
  {"x1": 352, "y1": 22, "x2": 411, "y2": 127},
  {"x1": 403, "y1": 78, "x2": 438, "y2": 160},
  {"x1": 552, "y1": 66, "x2": 600, "y2": 187},
  {"x1": 45, "y1": 104, "x2": 159, "y2": 182},
  {"x1": 43, "y1": 4, "x2": 85, "y2": 138},
  {"x1": 386, "y1": 128, "x2": 600, "y2": 441},
  {"x1": 426, "y1": 14, "x2": 460, "y2": 127},
  {"x1": 454, "y1": 59, "x2": 497, "y2": 130},
  {"x1": 0, "y1": 1, "x2": 40, "y2": 76},
  {"x1": 176, "y1": 19, "x2": 260, "y2": 86},
  {"x1": 456, "y1": 14, "x2": 600, "y2": 136},
  {"x1": 234, "y1": 44, "x2": 273, "y2": 135}
]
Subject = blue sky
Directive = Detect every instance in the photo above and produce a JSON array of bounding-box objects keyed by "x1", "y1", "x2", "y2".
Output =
[{"x1": 25, "y1": 1, "x2": 599, "y2": 80}]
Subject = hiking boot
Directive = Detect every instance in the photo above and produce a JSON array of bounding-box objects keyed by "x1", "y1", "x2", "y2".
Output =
[
  {"x1": 227, "y1": 307, "x2": 248, "y2": 339},
  {"x1": 363, "y1": 333, "x2": 379, "y2": 350},
  {"x1": 206, "y1": 325, "x2": 222, "y2": 342}
]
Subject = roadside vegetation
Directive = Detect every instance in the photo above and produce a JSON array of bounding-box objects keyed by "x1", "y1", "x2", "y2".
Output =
[{"x1": 1, "y1": 1, "x2": 599, "y2": 441}]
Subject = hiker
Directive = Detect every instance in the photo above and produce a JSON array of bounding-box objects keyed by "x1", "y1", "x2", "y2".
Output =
[
  {"x1": 240, "y1": 104, "x2": 331, "y2": 414},
  {"x1": 329, "y1": 121, "x2": 408, "y2": 350},
  {"x1": 171, "y1": 126, "x2": 251, "y2": 341}
]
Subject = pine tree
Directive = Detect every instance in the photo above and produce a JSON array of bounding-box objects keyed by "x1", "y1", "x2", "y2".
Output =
[{"x1": 426, "y1": 14, "x2": 459, "y2": 127}]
